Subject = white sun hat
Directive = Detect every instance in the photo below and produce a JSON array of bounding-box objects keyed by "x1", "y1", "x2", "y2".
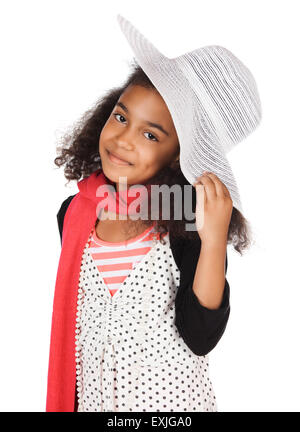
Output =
[{"x1": 116, "y1": 14, "x2": 262, "y2": 214}]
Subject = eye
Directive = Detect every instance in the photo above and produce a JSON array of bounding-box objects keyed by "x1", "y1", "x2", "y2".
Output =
[
  {"x1": 144, "y1": 132, "x2": 158, "y2": 141},
  {"x1": 113, "y1": 113, "x2": 126, "y2": 123},
  {"x1": 113, "y1": 112, "x2": 159, "y2": 142}
]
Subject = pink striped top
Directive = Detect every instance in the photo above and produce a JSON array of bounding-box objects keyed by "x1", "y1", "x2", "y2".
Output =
[{"x1": 87, "y1": 222, "x2": 167, "y2": 297}]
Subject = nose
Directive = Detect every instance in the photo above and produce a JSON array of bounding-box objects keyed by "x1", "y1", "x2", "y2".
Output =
[{"x1": 115, "y1": 128, "x2": 135, "y2": 150}]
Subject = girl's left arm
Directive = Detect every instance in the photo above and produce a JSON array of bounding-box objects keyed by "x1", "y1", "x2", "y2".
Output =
[{"x1": 175, "y1": 171, "x2": 233, "y2": 356}]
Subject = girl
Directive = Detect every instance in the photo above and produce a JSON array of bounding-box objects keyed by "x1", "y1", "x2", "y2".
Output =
[{"x1": 46, "y1": 17, "x2": 261, "y2": 413}]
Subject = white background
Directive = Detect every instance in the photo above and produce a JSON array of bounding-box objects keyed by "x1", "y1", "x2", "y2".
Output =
[{"x1": 0, "y1": 0, "x2": 299, "y2": 412}]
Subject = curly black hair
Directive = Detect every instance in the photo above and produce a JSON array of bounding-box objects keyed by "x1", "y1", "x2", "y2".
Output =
[{"x1": 54, "y1": 59, "x2": 253, "y2": 255}]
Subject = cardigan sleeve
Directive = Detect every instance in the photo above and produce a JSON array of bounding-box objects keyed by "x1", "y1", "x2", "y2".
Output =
[{"x1": 174, "y1": 235, "x2": 230, "y2": 356}]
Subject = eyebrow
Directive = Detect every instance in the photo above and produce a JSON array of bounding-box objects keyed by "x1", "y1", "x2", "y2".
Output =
[{"x1": 115, "y1": 101, "x2": 170, "y2": 137}]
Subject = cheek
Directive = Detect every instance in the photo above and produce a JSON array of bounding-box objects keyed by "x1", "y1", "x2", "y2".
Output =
[
  {"x1": 140, "y1": 150, "x2": 160, "y2": 166},
  {"x1": 99, "y1": 116, "x2": 115, "y2": 138},
  {"x1": 141, "y1": 154, "x2": 167, "y2": 177}
]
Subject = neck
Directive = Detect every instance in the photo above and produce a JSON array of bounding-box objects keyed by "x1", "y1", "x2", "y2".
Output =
[{"x1": 116, "y1": 182, "x2": 130, "y2": 193}]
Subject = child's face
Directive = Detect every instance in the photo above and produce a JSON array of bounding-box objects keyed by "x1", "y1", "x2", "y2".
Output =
[{"x1": 99, "y1": 84, "x2": 180, "y2": 190}]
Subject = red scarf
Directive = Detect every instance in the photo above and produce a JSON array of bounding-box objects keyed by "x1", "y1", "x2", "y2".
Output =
[{"x1": 46, "y1": 168, "x2": 151, "y2": 411}]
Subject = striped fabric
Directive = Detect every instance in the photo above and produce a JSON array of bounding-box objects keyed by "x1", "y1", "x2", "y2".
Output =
[{"x1": 88, "y1": 223, "x2": 166, "y2": 297}]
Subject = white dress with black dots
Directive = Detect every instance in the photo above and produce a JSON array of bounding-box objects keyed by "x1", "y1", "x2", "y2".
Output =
[{"x1": 75, "y1": 230, "x2": 217, "y2": 412}]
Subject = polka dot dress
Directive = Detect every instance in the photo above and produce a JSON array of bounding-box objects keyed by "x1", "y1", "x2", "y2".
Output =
[{"x1": 75, "y1": 230, "x2": 217, "y2": 412}]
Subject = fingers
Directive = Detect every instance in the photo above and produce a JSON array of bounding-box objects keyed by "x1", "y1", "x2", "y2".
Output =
[
  {"x1": 194, "y1": 172, "x2": 231, "y2": 200},
  {"x1": 194, "y1": 183, "x2": 207, "y2": 205},
  {"x1": 205, "y1": 172, "x2": 229, "y2": 198},
  {"x1": 196, "y1": 174, "x2": 216, "y2": 201}
]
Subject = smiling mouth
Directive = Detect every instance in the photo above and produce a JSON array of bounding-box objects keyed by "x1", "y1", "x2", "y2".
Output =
[{"x1": 106, "y1": 149, "x2": 133, "y2": 166}]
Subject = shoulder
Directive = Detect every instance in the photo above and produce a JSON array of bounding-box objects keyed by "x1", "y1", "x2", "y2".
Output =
[
  {"x1": 57, "y1": 194, "x2": 77, "y2": 216},
  {"x1": 169, "y1": 229, "x2": 228, "y2": 277},
  {"x1": 169, "y1": 230, "x2": 201, "y2": 277},
  {"x1": 57, "y1": 194, "x2": 77, "y2": 240}
]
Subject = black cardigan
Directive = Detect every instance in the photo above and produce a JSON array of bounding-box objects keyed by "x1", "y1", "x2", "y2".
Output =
[{"x1": 57, "y1": 194, "x2": 230, "y2": 356}]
